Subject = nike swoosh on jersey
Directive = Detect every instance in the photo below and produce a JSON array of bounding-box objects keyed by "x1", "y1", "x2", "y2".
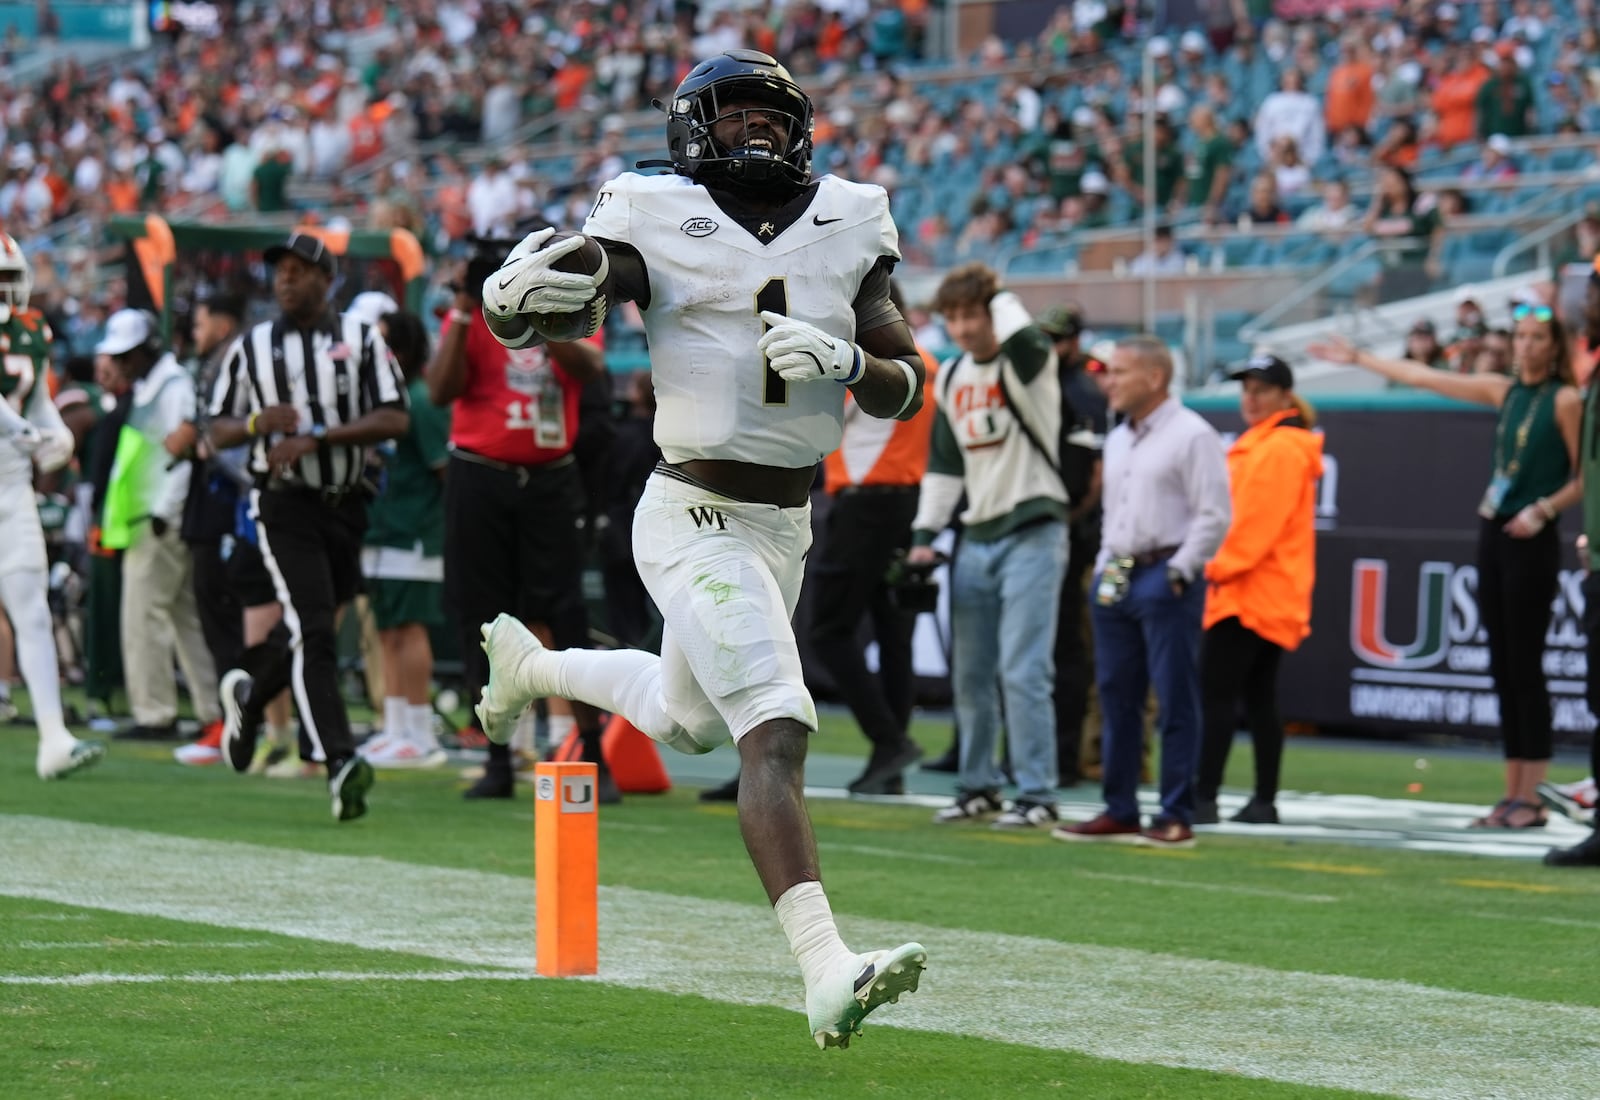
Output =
[{"x1": 813, "y1": 215, "x2": 843, "y2": 226}]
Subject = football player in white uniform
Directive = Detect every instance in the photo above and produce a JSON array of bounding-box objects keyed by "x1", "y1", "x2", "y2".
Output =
[
  {"x1": 478, "y1": 50, "x2": 927, "y2": 1048},
  {"x1": 0, "y1": 235, "x2": 105, "y2": 779}
]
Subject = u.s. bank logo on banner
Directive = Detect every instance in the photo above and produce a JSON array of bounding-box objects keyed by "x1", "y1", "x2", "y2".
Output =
[
  {"x1": 561, "y1": 776, "x2": 596, "y2": 814},
  {"x1": 536, "y1": 775, "x2": 555, "y2": 801}
]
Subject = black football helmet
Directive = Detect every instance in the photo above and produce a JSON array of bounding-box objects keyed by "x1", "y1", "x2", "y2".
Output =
[{"x1": 665, "y1": 49, "x2": 814, "y2": 194}]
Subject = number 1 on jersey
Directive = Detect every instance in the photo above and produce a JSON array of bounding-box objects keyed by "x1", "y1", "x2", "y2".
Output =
[{"x1": 756, "y1": 277, "x2": 788, "y2": 406}]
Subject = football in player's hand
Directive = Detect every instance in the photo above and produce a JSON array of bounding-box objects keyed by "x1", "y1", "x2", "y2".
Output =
[{"x1": 530, "y1": 232, "x2": 611, "y2": 344}]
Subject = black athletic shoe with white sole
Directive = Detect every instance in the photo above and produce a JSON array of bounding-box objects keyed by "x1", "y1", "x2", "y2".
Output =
[
  {"x1": 330, "y1": 756, "x2": 375, "y2": 822},
  {"x1": 220, "y1": 669, "x2": 260, "y2": 774}
]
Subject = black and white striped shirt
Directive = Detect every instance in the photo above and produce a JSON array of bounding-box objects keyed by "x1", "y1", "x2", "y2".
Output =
[{"x1": 210, "y1": 311, "x2": 407, "y2": 492}]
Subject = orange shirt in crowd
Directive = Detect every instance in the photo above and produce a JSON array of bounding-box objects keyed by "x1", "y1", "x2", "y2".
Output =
[
  {"x1": 553, "y1": 61, "x2": 591, "y2": 111},
  {"x1": 1324, "y1": 61, "x2": 1375, "y2": 133},
  {"x1": 1203, "y1": 407, "x2": 1324, "y2": 651},
  {"x1": 822, "y1": 346, "x2": 937, "y2": 493},
  {"x1": 106, "y1": 177, "x2": 138, "y2": 214},
  {"x1": 1432, "y1": 66, "x2": 1490, "y2": 147}
]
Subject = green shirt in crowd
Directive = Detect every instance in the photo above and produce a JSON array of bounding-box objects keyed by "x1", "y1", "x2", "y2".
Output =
[{"x1": 366, "y1": 378, "x2": 451, "y2": 557}]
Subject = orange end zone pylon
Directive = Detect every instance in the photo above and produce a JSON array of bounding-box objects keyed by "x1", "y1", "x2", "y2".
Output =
[{"x1": 534, "y1": 761, "x2": 598, "y2": 977}]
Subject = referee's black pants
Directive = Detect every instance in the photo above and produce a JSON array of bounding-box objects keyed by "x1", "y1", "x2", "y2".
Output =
[
  {"x1": 807, "y1": 485, "x2": 920, "y2": 755},
  {"x1": 241, "y1": 487, "x2": 367, "y2": 768}
]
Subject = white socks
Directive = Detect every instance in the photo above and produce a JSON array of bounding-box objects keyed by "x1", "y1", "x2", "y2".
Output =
[
  {"x1": 406, "y1": 703, "x2": 438, "y2": 748},
  {"x1": 774, "y1": 881, "x2": 854, "y2": 991},
  {"x1": 0, "y1": 570, "x2": 72, "y2": 751},
  {"x1": 382, "y1": 697, "x2": 406, "y2": 742}
]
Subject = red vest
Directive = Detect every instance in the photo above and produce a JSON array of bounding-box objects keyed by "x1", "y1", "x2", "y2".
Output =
[{"x1": 446, "y1": 311, "x2": 602, "y2": 465}]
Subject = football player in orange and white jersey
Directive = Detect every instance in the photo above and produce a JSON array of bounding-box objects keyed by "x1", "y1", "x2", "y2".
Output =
[
  {"x1": 0, "y1": 234, "x2": 105, "y2": 779},
  {"x1": 477, "y1": 50, "x2": 927, "y2": 1049}
]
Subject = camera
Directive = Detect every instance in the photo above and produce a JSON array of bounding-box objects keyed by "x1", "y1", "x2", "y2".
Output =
[
  {"x1": 452, "y1": 218, "x2": 554, "y2": 302},
  {"x1": 885, "y1": 549, "x2": 943, "y2": 614}
]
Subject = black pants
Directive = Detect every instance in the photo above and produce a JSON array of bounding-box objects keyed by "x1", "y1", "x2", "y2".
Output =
[
  {"x1": 1053, "y1": 522, "x2": 1098, "y2": 781},
  {"x1": 1478, "y1": 518, "x2": 1560, "y2": 761},
  {"x1": 1197, "y1": 616, "x2": 1285, "y2": 803},
  {"x1": 189, "y1": 538, "x2": 243, "y2": 675},
  {"x1": 445, "y1": 453, "x2": 591, "y2": 766},
  {"x1": 807, "y1": 486, "x2": 919, "y2": 752},
  {"x1": 1584, "y1": 573, "x2": 1600, "y2": 783},
  {"x1": 243, "y1": 488, "x2": 366, "y2": 768}
]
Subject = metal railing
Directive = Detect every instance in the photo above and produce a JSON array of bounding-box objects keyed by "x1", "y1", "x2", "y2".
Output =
[
  {"x1": 1235, "y1": 239, "x2": 1397, "y2": 344},
  {"x1": 1491, "y1": 208, "x2": 1587, "y2": 279}
]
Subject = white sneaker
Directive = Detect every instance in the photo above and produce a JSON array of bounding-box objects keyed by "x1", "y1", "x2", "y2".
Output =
[
  {"x1": 807, "y1": 942, "x2": 927, "y2": 1050},
  {"x1": 364, "y1": 738, "x2": 447, "y2": 769},
  {"x1": 173, "y1": 742, "x2": 222, "y2": 766},
  {"x1": 37, "y1": 738, "x2": 106, "y2": 780},
  {"x1": 475, "y1": 614, "x2": 550, "y2": 743},
  {"x1": 358, "y1": 732, "x2": 397, "y2": 759}
]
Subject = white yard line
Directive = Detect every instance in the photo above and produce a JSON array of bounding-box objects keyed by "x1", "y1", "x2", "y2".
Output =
[
  {"x1": 4, "y1": 813, "x2": 1599, "y2": 1100},
  {"x1": 0, "y1": 969, "x2": 529, "y2": 987}
]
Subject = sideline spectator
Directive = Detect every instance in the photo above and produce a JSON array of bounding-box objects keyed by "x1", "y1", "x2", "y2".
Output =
[
  {"x1": 810, "y1": 283, "x2": 938, "y2": 797},
  {"x1": 1546, "y1": 269, "x2": 1600, "y2": 866},
  {"x1": 1039, "y1": 304, "x2": 1109, "y2": 787},
  {"x1": 1311, "y1": 308, "x2": 1581, "y2": 832},
  {"x1": 1129, "y1": 224, "x2": 1188, "y2": 275},
  {"x1": 424, "y1": 228, "x2": 613, "y2": 801},
  {"x1": 1195, "y1": 356, "x2": 1323, "y2": 826},
  {"x1": 1055, "y1": 335, "x2": 1230, "y2": 848},
  {"x1": 359, "y1": 309, "x2": 450, "y2": 770},
  {"x1": 914, "y1": 264, "x2": 1068, "y2": 829},
  {"x1": 98, "y1": 310, "x2": 221, "y2": 742}
]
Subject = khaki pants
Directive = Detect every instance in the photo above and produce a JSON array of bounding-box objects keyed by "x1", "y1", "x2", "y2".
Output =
[{"x1": 121, "y1": 526, "x2": 220, "y2": 727}]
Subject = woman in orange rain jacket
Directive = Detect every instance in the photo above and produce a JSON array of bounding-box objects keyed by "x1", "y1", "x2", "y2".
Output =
[{"x1": 1194, "y1": 355, "x2": 1323, "y2": 826}]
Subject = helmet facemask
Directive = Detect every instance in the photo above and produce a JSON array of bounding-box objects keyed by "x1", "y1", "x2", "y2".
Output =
[{"x1": 669, "y1": 67, "x2": 814, "y2": 197}]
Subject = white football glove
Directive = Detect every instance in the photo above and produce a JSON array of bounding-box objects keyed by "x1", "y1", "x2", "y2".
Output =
[
  {"x1": 757, "y1": 310, "x2": 865, "y2": 385},
  {"x1": 481, "y1": 228, "x2": 599, "y2": 319}
]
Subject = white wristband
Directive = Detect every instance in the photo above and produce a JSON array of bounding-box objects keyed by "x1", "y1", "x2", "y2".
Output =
[{"x1": 891, "y1": 359, "x2": 920, "y2": 418}]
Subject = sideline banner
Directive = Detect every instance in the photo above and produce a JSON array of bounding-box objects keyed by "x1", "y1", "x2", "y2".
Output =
[{"x1": 1195, "y1": 401, "x2": 1592, "y2": 743}]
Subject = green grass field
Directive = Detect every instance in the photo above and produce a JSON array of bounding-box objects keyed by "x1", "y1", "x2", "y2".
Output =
[{"x1": 3, "y1": 710, "x2": 1599, "y2": 1099}]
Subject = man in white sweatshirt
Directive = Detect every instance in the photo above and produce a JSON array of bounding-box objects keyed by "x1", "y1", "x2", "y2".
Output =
[{"x1": 909, "y1": 263, "x2": 1069, "y2": 830}]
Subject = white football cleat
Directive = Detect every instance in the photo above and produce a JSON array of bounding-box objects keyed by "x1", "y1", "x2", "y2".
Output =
[
  {"x1": 475, "y1": 614, "x2": 551, "y2": 744},
  {"x1": 807, "y1": 942, "x2": 927, "y2": 1050},
  {"x1": 37, "y1": 738, "x2": 106, "y2": 780}
]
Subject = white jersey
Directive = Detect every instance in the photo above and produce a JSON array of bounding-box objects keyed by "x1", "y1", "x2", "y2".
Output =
[{"x1": 584, "y1": 172, "x2": 899, "y2": 469}]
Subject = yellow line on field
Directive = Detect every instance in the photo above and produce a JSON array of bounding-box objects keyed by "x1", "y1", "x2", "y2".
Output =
[
  {"x1": 1271, "y1": 861, "x2": 1385, "y2": 876},
  {"x1": 1448, "y1": 879, "x2": 1570, "y2": 894}
]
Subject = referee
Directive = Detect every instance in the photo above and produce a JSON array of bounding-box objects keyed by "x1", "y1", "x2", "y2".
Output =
[{"x1": 207, "y1": 232, "x2": 409, "y2": 822}]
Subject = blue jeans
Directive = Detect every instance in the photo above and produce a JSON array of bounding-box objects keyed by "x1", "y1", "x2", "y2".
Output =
[
  {"x1": 951, "y1": 520, "x2": 1068, "y2": 803},
  {"x1": 1090, "y1": 562, "x2": 1205, "y2": 825}
]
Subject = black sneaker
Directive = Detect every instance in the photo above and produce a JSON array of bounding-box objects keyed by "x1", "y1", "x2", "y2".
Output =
[
  {"x1": 931, "y1": 788, "x2": 1003, "y2": 823},
  {"x1": 1544, "y1": 831, "x2": 1600, "y2": 867},
  {"x1": 848, "y1": 740, "x2": 924, "y2": 795},
  {"x1": 1230, "y1": 797, "x2": 1280, "y2": 825},
  {"x1": 698, "y1": 774, "x2": 740, "y2": 802},
  {"x1": 1194, "y1": 798, "x2": 1220, "y2": 826},
  {"x1": 219, "y1": 669, "x2": 259, "y2": 774},
  {"x1": 921, "y1": 747, "x2": 959, "y2": 774},
  {"x1": 463, "y1": 761, "x2": 514, "y2": 800},
  {"x1": 329, "y1": 756, "x2": 374, "y2": 822},
  {"x1": 594, "y1": 765, "x2": 622, "y2": 805}
]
